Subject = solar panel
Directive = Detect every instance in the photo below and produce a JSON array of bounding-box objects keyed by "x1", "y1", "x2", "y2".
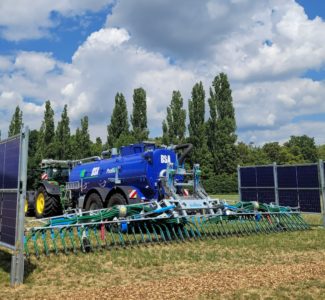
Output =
[
  {"x1": 240, "y1": 167, "x2": 256, "y2": 187},
  {"x1": 257, "y1": 189, "x2": 275, "y2": 204},
  {"x1": 277, "y1": 166, "x2": 297, "y2": 188},
  {"x1": 297, "y1": 165, "x2": 319, "y2": 188},
  {"x1": 256, "y1": 166, "x2": 274, "y2": 187},
  {"x1": 298, "y1": 190, "x2": 321, "y2": 213},
  {"x1": 279, "y1": 189, "x2": 298, "y2": 207},
  {"x1": 0, "y1": 136, "x2": 21, "y2": 249},
  {"x1": 241, "y1": 188, "x2": 258, "y2": 201}
]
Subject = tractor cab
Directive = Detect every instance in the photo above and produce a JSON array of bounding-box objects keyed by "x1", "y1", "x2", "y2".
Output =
[{"x1": 40, "y1": 159, "x2": 71, "y2": 184}]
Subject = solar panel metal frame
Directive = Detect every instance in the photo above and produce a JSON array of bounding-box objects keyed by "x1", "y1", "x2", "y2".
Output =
[
  {"x1": 238, "y1": 162, "x2": 323, "y2": 214},
  {"x1": 0, "y1": 134, "x2": 22, "y2": 250}
]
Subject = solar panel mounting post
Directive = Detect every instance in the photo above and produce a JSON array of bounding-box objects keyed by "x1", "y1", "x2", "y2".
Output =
[
  {"x1": 319, "y1": 160, "x2": 325, "y2": 228},
  {"x1": 10, "y1": 127, "x2": 29, "y2": 286},
  {"x1": 237, "y1": 165, "x2": 242, "y2": 202},
  {"x1": 273, "y1": 162, "x2": 279, "y2": 205}
]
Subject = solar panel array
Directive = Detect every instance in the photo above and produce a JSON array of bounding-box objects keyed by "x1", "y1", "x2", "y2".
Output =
[
  {"x1": 239, "y1": 163, "x2": 322, "y2": 213},
  {"x1": 240, "y1": 166, "x2": 275, "y2": 204},
  {"x1": 276, "y1": 165, "x2": 321, "y2": 212},
  {"x1": 0, "y1": 136, "x2": 21, "y2": 249}
]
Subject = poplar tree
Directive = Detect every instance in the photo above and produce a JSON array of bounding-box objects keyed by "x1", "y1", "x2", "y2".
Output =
[
  {"x1": 79, "y1": 116, "x2": 92, "y2": 158},
  {"x1": 107, "y1": 93, "x2": 130, "y2": 147},
  {"x1": 207, "y1": 73, "x2": 237, "y2": 174},
  {"x1": 162, "y1": 91, "x2": 186, "y2": 145},
  {"x1": 8, "y1": 106, "x2": 23, "y2": 137},
  {"x1": 131, "y1": 87, "x2": 149, "y2": 142},
  {"x1": 188, "y1": 82, "x2": 207, "y2": 165},
  {"x1": 162, "y1": 120, "x2": 169, "y2": 145},
  {"x1": 35, "y1": 100, "x2": 55, "y2": 159},
  {"x1": 55, "y1": 105, "x2": 71, "y2": 159}
]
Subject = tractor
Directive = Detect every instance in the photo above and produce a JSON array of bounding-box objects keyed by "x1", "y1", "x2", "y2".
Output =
[{"x1": 25, "y1": 159, "x2": 72, "y2": 218}]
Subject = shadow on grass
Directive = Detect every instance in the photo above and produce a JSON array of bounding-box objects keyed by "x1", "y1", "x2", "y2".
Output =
[{"x1": 0, "y1": 248, "x2": 36, "y2": 282}]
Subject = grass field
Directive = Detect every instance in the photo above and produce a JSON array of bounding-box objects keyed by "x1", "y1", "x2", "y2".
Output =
[{"x1": 0, "y1": 211, "x2": 324, "y2": 300}]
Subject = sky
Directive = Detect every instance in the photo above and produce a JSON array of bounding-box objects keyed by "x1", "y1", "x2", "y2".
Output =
[{"x1": 0, "y1": 0, "x2": 325, "y2": 145}]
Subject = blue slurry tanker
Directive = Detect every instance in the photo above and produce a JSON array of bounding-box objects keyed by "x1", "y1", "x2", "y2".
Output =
[{"x1": 31, "y1": 142, "x2": 194, "y2": 218}]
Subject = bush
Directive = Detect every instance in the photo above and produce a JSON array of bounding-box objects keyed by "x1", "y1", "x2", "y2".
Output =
[{"x1": 203, "y1": 173, "x2": 238, "y2": 194}]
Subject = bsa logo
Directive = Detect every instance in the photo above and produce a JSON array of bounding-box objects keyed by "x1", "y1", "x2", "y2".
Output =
[{"x1": 160, "y1": 155, "x2": 171, "y2": 164}]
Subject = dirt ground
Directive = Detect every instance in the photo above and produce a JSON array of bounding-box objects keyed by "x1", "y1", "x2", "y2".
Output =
[{"x1": 1, "y1": 227, "x2": 325, "y2": 300}]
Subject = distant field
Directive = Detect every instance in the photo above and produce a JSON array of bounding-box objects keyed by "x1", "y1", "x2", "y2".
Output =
[
  {"x1": 0, "y1": 226, "x2": 324, "y2": 299},
  {"x1": 210, "y1": 194, "x2": 239, "y2": 202}
]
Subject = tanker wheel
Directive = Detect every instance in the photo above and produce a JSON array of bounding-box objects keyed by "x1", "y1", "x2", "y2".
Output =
[
  {"x1": 35, "y1": 186, "x2": 62, "y2": 218},
  {"x1": 107, "y1": 193, "x2": 126, "y2": 207},
  {"x1": 85, "y1": 193, "x2": 103, "y2": 211}
]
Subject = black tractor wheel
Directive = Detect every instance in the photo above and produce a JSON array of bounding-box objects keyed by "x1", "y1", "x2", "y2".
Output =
[
  {"x1": 25, "y1": 191, "x2": 35, "y2": 217},
  {"x1": 25, "y1": 199, "x2": 35, "y2": 217},
  {"x1": 35, "y1": 186, "x2": 62, "y2": 218},
  {"x1": 85, "y1": 193, "x2": 103, "y2": 211},
  {"x1": 107, "y1": 193, "x2": 127, "y2": 207}
]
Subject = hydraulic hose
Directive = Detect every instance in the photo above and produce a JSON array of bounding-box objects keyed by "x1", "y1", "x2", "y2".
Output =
[{"x1": 174, "y1": 143, "x2": 193, "y2": 165}]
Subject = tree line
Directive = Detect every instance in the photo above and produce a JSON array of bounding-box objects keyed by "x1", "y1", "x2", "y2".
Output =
[{"x1": 6, "y1": 73, "x2": 323, "y2": 193}]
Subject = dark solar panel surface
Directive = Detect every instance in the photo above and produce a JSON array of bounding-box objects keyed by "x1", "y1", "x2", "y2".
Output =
[
  {"x1": 256, "y1": 167, "x2": 274, "y2": 187},
  {"x1": 298, "y1": 190, "x2": 321, "y2": 213},
  {"x1": 240, "y1": 167, "x2": 256, "y2": 187},
  {"x1": 241, "y1": 188, "x2": 258, "y2": 202},
  {"x1": 279, "y1": 190, "x2": 298, "y2": 207},
  {"x1": 0, "y1": 137, "x2": 20, "y2": 248},
  {"x1": 257, "y1": 189, "x2": 275, "y2": 204},
  {"x1": 297, "y1": 165, "x2": 319, "y2": 188},
  {"x1": 239, "y1": 164, "x2": 322, "y2": 212},
  {"x1": 277, "y1": 166, "x2": 297, "y2": 188}
]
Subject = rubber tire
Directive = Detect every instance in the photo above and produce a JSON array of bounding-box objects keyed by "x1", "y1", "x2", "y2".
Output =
[
  {"x1": 107, "y1": 193, "x2": 127, "y2": 207},
  {"x1": 25, "y1": 199, "x2": 35, "y2": 217},
  {"x1": 35, "y1": 186, "x2": 62, "y2": 219},
  {"x1": 85, "y1": 193, "x2": 103, "y2": 211}
]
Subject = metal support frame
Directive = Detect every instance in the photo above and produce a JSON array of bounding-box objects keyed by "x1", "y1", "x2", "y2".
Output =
[
  {"x1": 239, "y1": 162, "x2": 323, "y2": 214},
  {"x1": 318, "y1": 160, "x2": 325, "y2": 227},
  {"x1": 273, "y1": 162, "x2": 279, "y2": 205},
  {"x1": 10, "y1": 127, "x2": 29, "y2": 286},
  {"x1": 237, "y1": 165, "x2": 242, "y2": 202}
]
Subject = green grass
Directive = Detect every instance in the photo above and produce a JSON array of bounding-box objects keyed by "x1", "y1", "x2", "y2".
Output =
[
  {"x1": 211, "y1": 194, "x2": 239, "y2": 202},
  {"x1": 1, "y1": 227, "x2": 324, "y2": 299}
]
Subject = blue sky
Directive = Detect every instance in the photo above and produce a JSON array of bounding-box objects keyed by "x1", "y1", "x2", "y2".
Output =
[{"x1": 0, "y1": 0, "x2": 325, "y2": 145}]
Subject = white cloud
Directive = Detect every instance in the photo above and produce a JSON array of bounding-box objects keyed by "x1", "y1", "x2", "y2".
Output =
[
  {"x1": 0, "y1": 0, "x2": 325, "y2": 145},
  {"x1": 240, "y1": 121, "x2": 325, "y2": 145},
  {"x1": 0, "y1": 0, "x2": 113, "y2": 41}
]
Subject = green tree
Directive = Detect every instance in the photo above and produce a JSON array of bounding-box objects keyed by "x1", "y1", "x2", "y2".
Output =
[
  {"x1": 161, "y1": 120, "x2": 169, "y2": 145},
  {"x1": 188, "y1": 81, "x2": 207, "y2": 165},
  {"x1": 262, "y1": 142, "x2": 298, "y2": 165},
  {"x1": 107, "y1": 93, "x2": 129, "y2": 147},
  {"x1": 27, "y1": 129, "x2": 40, "y2": 189},
  {"x1": 317, "y1": 145, "x2": 325, "y2": 160},
  {"x1": 91, "y1": 137, "x2": 103, "y2": 156},
  {"x1": 35, "y1": 101, "x2": 55, "y2": 159},
  {"x1": 8, "y1": 106, "x2": 23, "y2": 137},
  {"x1": 284, "y1": 135, "x2": 318, "y2": 163},
  {"x1": 131, "y1": 88, "x2": 149, "y2": 142},
  {"x1": 55, "y1": 105, "x2": 71, "y2": 159},
  {"x1": 78, "y1": 116, "x2": 92, "y2": 158},
  {"x1": 162, "y1": 90, "x2": 186, "y2": 144},
  {"x1": 207, "y1": 73, "x2": 237, "y2": 174}
]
